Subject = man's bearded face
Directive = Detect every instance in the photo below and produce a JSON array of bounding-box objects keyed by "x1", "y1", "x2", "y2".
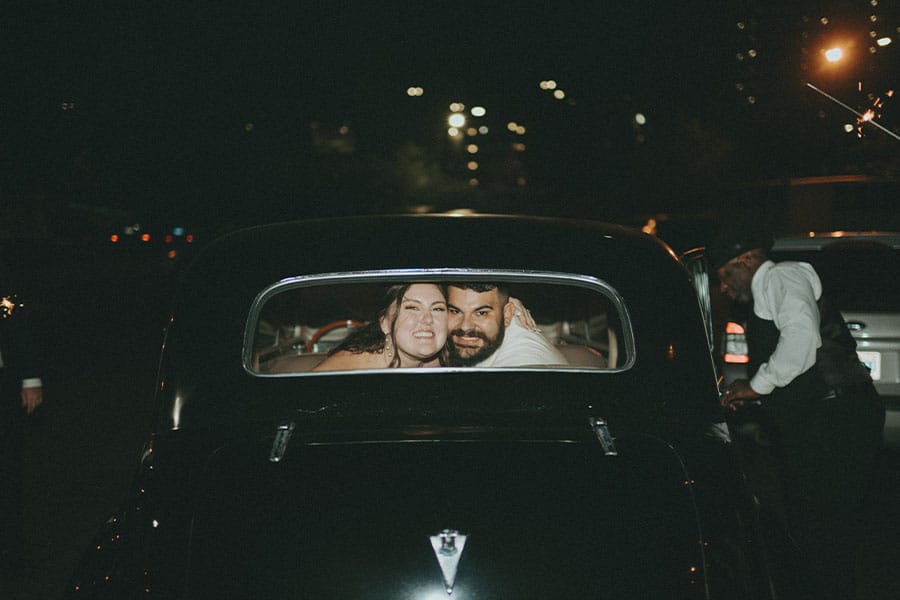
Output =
[{"x1": 446, "y1": 287, "x2": 506, "y2": 366}]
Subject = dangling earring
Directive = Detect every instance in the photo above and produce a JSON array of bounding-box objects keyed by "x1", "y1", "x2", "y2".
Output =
[{"x1": 384, "y1": 334, "x2": 393, "y2": 358}]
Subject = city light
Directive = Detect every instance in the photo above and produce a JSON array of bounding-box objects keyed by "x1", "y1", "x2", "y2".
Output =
[
  {"x1": 877, "y1": 37, "x2": 892, "y2": 47},
  {"x1": 448, "y1": 113, "x2": 466, "y2": 128},
  {"x1": 634, "y1": 113, "x2": 647, "y2": 125},
  {"x1": 825, "y1": 47, "x2": 843, "y2": 62},
  {"x1": 553, "y1": 89, "x2": 566, "y2": 100},
  {"x1": 471, "y1": 106, "x2": 486, "y2": 117},
  {"x1": 406, "y1": 86, "x2": 425, "y2": 96}
]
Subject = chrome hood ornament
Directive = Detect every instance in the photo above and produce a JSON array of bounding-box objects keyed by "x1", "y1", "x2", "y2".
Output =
[{"x1": 430, "y1": 529, "x2": 467, "y2": 595}]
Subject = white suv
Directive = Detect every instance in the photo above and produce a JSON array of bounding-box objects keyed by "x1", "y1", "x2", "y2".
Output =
[{"x1": 719, "y1": 232, "x2": 900, "y2": 446}]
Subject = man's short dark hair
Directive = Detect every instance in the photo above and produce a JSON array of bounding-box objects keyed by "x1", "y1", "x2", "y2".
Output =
[{"x1": 447, "y1": 282, "x2": 509, "y2": 303}]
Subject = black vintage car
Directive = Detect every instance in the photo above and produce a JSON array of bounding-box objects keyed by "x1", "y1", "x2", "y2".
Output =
[{"x1": 66, "y1": 214, "x2": 782, "y2": 599}]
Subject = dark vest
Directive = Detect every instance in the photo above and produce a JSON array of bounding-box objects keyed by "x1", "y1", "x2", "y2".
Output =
[{"x1": 747, "y1": 293, "x2": 871, "y2": 402}]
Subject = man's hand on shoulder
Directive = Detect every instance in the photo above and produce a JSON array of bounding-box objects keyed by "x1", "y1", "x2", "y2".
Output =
[{"x1": 504, "y1": 297, "x2": 537, "y2": 330}]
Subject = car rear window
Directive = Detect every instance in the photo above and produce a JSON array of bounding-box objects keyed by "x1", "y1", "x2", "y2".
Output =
[
  {"x1": 244, "y1": 271, "x2": 631, "y2": 374},
  {"x1": 771, "y1": 243, "x2": 900, "y2": 312}
]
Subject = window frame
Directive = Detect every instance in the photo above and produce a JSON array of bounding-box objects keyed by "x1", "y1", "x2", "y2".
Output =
[{"x1": 242, "y1": 268, "x2": 635, "y2": 376}]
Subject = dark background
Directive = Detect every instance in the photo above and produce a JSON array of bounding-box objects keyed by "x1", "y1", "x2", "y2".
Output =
[
  {"x1": 2, "y1": 2, "x2": 898, "y2": 238},
  {"x1": 2, "y1": 2, "x2": 900, "y2": 597}
]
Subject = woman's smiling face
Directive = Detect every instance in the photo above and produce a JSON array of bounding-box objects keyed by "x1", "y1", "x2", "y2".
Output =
[{"x1": 384, "y1": 283, "x2": 448, "y2": 366}]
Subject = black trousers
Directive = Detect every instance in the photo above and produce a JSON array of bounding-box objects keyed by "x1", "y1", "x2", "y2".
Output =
[
  {"x1": 765, "y1": 383, "x2": 885, "y2": 600},
  {"x1": 0, "y1": 385, "x2": 25, "y2": 558}
]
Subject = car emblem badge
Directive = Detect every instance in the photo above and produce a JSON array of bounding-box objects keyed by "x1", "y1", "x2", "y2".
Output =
[{"x1": 430, "y1": 529, "x2": 467, "y2": 595}]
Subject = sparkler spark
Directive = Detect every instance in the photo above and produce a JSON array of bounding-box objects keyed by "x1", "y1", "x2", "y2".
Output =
[
  {"x1": 806, "y1": 83, "x2": 900, "y2": 142},
  {"x1": 1, "y1": 295, "x2": 21, "y2": 318}
]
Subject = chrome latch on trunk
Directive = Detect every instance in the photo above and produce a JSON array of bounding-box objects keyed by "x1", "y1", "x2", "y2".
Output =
[
  {"x1": 589, "y1": 417, "x2": 618, "y2": 456},
  {"x1": 269, "y1": 421, "x2": 295, "y2": 463}
]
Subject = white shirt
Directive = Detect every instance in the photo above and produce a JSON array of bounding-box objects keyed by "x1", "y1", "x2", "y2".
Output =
[
  {"x1": 749, "y1": 260, "x2": 822, "y2": 395},
  {"x1": 476, "y1": 317, "x2": 569, "y2": 367}
]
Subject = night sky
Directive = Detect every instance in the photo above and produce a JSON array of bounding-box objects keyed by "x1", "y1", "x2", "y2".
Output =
[{"x1": 2, "y1": 2, "x2": 898, "y2": 233}]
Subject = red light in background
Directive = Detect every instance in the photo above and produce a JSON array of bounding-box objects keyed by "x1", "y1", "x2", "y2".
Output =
[
  {"x1": 185, "y1": 234, "x2": 194, "y2": 243},
  {"x1": 724, "y1": 353, "x2": 750, "y2": 364},
  {"x1": 725, "y1": 321, "x2": 745, "y2": 334},
  {"x1": 141, "y1": 233, "x2": 151, "y2": 242},
  {"x1": 165, "y1": 234, "x2": 174, "y2": 243},
  {"x1": 167, "y1": 250, "x2": 177, "y2": 259},
  {"x1": 110, "y1": 234, "x2": 119, "y2": 243}
]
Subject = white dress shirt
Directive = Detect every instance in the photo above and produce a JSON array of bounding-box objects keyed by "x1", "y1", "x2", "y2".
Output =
[
  {"x1": 749, "y1": 260, "x2": 822, "y2": 395},
  {"x1": 477, "y1": 317, "x2": 569, "y2": 367}
]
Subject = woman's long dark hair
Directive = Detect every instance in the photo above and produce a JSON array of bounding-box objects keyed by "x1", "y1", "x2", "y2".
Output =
[{"x1": 328, "y1": 283, "x2": 447, "y2": 368}]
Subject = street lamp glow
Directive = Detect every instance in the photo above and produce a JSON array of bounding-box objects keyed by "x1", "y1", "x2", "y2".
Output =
[
  {"x1": 877, "y1": 37, "x2": 892, "y2": 47},
  {"x1": 553, "y1": 89, "x2": 566, "y2": 100},
  {"x1": 471, "y1": 106, "x2": 486, "y2": 117},
  {"x1": 634, "y1": 113, "x2": 647, "y2": 125},
  {"x1": 825, "y1": 47, "x2": 844, "y2": 62},
  {"x1": 448, "y1": 113, "x2": 466, "y2": 128}
]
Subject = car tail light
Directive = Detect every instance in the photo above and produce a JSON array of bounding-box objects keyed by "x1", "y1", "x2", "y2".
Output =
[{"x1": 723, "y1": 321, "x2": 749, "y2": 364}]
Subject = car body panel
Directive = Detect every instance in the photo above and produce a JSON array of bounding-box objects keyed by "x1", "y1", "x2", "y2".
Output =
[
  {"x1": 66, "y1": 215, "x2": 779, "y2": 599},
  {"x1": 183, "y1": 437, "x2": 704, "y2": 598}
]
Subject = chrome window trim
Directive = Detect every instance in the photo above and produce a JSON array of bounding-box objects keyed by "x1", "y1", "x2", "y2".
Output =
[{"x1": 243, "y1": 268, "x2": 635, "y2": 376}]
